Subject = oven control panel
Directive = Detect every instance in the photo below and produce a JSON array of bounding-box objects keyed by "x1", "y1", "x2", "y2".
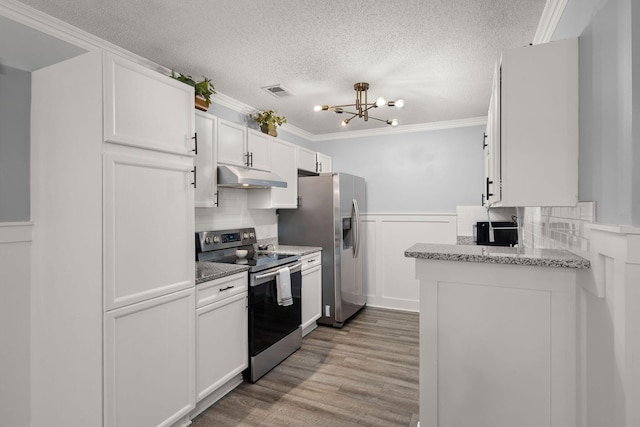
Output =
[{"x1": 196, "y1": 227, "x2": 257, "y2": 253}]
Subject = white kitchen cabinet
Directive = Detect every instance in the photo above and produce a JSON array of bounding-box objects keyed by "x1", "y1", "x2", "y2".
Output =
[
  {"x1": 301, "y1": 251, "x2": 322, "y2": 336},
  {"x1": 31, "y1": 50, "x2": 195, "y2": 427},
  {"x1": 485, "y1": 37, "x2": 578, "y2": 207},
  {"x1": 103, "y1": 149, "x2": 195, "y2": 310},
  {"x1": 248, "y1": 138, "x2": 297, "y2": 208},
  {"x1": 217, "y1": 119, "x2": 271, "y2": 171},
  {"x1": 217, "y1": 118, "x2": 246, "y2": 167},
  {"x1": 316, "y1": 152, "x2": 332, "y2": 173},
  {"x1": 483, "y1": 64, "x2": 501, "y2": 206},
  {"x1": 194, "y1": 111, "x2": 218, "y2": 208},
  {"x1": 196, "y1": 285, "x2": 248, "y2": 402},
  {"x1": 415, "y1": 259, "x2": 577, "y2": 427},
  {"x1": 246, "y1": 129, "x2": 271, "y2": 171},
  {"x1": 103, "y1": 52, "x2": 195, "y2": 156},
  {"x1": 297, "y1": 146, "x2": 318, "y2": 173},
  {"x1": 104, "y1": 288, "x2": 196, "y2": 427}
]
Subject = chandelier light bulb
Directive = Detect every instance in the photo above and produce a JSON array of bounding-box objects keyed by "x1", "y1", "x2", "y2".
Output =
[
  {"x1": 342, "y1": 119, "x2": 350, "y2": 126},
  {"x1": 394, "y1": 99, "x2": 406, "y2": 109},
  {"x1": 388, "y1": 119, "x2": 399, "y2": 127},
  {"x1": 314, "y1": 105, "x2": 322, "y2": 112},
  {"x1": 375, "y1": 97, "x2": 386, "y2": 108}
]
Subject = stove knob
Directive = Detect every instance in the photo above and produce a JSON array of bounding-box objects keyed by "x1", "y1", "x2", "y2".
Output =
[
  {"x1": 249, "y1": 232, "x2": 255, "y2": 239},
  {"x1": 204, "y1": 236, "x2": 212, "y2": 245},
  {"x1": 213, "y1": 236, "x2": 220, "y2": 244},
  {"x1": 243, "y1": 232, "x2": 249, "y2": 240}
]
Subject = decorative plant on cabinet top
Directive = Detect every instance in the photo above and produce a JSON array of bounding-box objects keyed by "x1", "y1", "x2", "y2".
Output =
[
  {"x1": 170, "y1": 70, "x2": 216, "y2": 111},
  {"x1": 250, "y1": 110, "x2": 287, "y2": 137}
]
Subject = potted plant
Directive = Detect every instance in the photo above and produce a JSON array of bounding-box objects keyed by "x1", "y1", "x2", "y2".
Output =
[
  {"x1": 250, "y1": 110, "x2": 287, "y2": 137},
  {"x1": 170, "y1": 70, "x2": 216, "y2": 111}
]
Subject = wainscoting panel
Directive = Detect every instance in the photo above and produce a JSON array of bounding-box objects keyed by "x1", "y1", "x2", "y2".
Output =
[
  {"x1": 0, "y1": 222, "x2": 32, "y2": 427},
  {"x1": 576, "y1": 224, "x2": 640, "y2": 427},
  {"x1": 362, "y1": 214, "x2": 456, "y2": 311}
]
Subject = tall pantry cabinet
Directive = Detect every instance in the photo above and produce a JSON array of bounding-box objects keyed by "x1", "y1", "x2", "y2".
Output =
[{"x1": 31, "y1": 50, "x2": 196, "y2": 427}]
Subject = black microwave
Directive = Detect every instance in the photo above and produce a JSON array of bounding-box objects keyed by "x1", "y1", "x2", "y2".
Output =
[{"x1": 475, "y1": 221, "x2": 518, "y2": 246}]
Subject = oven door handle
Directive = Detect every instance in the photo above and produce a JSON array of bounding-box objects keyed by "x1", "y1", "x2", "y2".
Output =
[{"x1": 254, "y1": 263, "x2": 302, "y2": 280}]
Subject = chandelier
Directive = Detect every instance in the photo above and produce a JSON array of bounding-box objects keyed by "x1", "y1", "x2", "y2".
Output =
[{"x1": 314, "y1": 82, "x2": 405, "y2": 127}]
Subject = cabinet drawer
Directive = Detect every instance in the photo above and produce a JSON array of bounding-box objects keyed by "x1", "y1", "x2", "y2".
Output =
[
  {"x1": 301, "y1": 252, "x2": 321, "y2": 271},
  {"x1": 196, "y1": 272, "x2": 247, "y2": 308}
]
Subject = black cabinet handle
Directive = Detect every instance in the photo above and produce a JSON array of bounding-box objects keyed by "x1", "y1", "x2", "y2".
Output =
[
  {"x1": 483, "y1": 132, "x2": 488, "y2": 149},
  {"x1": 485, "y1": 176, "x2": 493, "y2": 200},
  {"x1": 214, "y1": 191, "x2": 219, "y2": 207},
  {"x1": 191, "y1": 166, "x2": 197, "y2": 188},
  {"x1": 219, "y1": 285, "x2": 234, "y2": 292},
  {"x1": 192, "y1": 132, "x2": 198, "y2": 155},
  {"x1": 249, "y1": 152, "x2": 254, "y2": 168}
]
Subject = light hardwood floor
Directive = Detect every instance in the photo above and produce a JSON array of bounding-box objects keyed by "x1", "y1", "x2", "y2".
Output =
[{"x1": 191, "y1": 307, "x2": 419, "y2": 427}]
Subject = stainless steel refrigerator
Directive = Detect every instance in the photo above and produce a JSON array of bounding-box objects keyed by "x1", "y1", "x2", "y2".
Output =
[{"x1": 278, "y1": 173, "x2": 366, "y2": 327}]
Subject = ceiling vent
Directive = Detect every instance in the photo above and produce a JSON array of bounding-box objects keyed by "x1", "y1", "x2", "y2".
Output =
[{"x1": 262, "y1": 84, "x2": 292, "y2": 98}]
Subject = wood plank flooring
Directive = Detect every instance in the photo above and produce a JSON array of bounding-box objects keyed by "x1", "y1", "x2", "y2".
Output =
[{"x1": 191, "y1": 307, "x2": 419, "y2": 427}]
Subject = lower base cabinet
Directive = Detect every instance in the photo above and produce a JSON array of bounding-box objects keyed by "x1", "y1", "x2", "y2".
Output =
[
  {"x1": 196, "y1": 290, "x2": 248, "y2": 401},
  {"x1": 301, "y1": 252, "x2": 322, "y2": 336},
  {"x1": 415, "y1": 259, "x2": 577, "y2": 427},
  {"x1": 104, "y1": 288, "x2": 196, "y2": 427}
]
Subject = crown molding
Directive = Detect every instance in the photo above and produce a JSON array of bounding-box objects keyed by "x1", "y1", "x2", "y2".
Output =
[
  {"x1": 311, "y1": 116, "x2": 488, "y2": 142},
  {"x1": 0, "y1": 0, "x2": 170, "y2": 73},
  {"x1": 0, "y1": 0, "x2": 489, "y2": 144},
  {"x1": 533, "y1": 0, "x2": 568, "y2": 44}
]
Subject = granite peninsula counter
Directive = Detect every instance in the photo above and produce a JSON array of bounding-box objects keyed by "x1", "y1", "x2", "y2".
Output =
[
  {"x1": 406, "y1": 243, "x2": 588, "y2": 427},
  {"x1": 405, "y1": 243, "x2": 590, "y2": 269}
]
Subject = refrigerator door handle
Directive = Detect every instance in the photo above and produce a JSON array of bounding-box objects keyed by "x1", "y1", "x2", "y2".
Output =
[{"x1": 352, "y1": 198, "x2": 360, "y2": 258}]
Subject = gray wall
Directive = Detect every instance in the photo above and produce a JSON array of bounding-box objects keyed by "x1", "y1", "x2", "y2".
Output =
[
  {"x1": 309, "y1": 126, "x2": 484, "y2": 214},
  {"x1": 0, "y1": 65, "x2": 31, "y2": 222},
  {"x1": 555, "y1": 0, "x2": 640, "y2": 226}
]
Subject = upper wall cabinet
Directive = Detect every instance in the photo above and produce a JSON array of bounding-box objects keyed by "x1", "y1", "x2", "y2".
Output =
[
  {"x1": 316, "y1": 152, "x2": 332, "y2": 173},
  {"x1": 248, "y1": 138, "x2": 297, "y2": 209},
  {"x1": 194, "y1": 111, "x2": 218, "y2": 208},
  {"x1": 217, "y1": 119, "x2": 271, "y2": 172},
  {"x1": 297, "y1": 146, "x2": 317, "y2": 173},
  {"x1": 297, "y1": 147, "x2": 332, "y2": 174},
  {"x1": 103, "y1": 52, "x2": 195, "y2": 155},
  {"x1": 484, "y1": 38, "x2": 579, "y2": 207}
]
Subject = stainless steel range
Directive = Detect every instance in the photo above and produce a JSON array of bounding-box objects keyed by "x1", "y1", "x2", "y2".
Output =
[{"x1": 195, "y1": 228, "x2": 302, "y2": 382}]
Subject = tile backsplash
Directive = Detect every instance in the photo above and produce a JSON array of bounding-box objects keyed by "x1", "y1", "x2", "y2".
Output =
[
  {"x1": 456, "y1": 202, "x2": 595, "y2": 258},
  {"x1": 520, "y1": 201, "x2": 595, "y2": 258},
  {"x1": 195, "y1": 188, "x2": 278, "y2": 238}
]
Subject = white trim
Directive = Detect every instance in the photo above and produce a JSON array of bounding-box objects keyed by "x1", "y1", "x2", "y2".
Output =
[
  {"x1": 0, "y1": 0, "x2": 171, "y2": 72},
  {"x1": 533, "y1": 0, "x2": 569, "y2": 44},
  {"x1": 0, "y1": 222, "x2": 33, "y2": 244},
  {"x1": 312, "y1": 116, "x2": 488, "y2": 142}
]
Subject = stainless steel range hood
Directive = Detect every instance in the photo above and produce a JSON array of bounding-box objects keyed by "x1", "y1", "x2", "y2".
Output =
[{"x1": 217, "y1": 165, "x2": 287, "y2": 189}]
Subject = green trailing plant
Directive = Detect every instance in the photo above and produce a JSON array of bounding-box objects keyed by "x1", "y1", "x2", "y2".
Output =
[
  {"x1": 250, "y1": 110, "x2": 287, "y2": 128},
  {"x1": 170, "y1": 70, "x2": 216, "y2": 107}
]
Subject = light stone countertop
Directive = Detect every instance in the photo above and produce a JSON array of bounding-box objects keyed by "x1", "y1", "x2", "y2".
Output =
[
  {"x1": 405, "y1": 243, "x2": 590, "y2": 269},
  {"x1": 195, "y1": 262, "x2": 250, "y2": 285},
  {"x1": 260, "y1": 245, "x2": 323, "y2": 256}
]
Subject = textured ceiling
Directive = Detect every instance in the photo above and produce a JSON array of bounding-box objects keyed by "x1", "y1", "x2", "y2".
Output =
[{"x1": 15, "y1": 0, "x2": 546, "y2": 135}]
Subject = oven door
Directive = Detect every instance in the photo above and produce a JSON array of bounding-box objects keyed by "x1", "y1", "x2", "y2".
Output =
[{"x1": 248, "y1": 262, "x2": 302, "y2": 357}]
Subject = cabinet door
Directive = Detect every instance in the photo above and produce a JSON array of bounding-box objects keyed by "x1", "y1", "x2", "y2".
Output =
[
  {"x1": 484, "y1": 64, "x2": 501, "y2": 205},
  {"x1": 301, "y1": 252, "x2": 322, "y2": 336},
  {"x1": 247, "y1": 129, "x2": 271, "y2": 171},
  {"x1": 269, "y1": 139, "x2": 297, "y2": 207},
  {"x1": 194, "y1": 111, "x2": 218, "y2": 208},
  {"x1": 316, "y1": 152, "x2": 332, "y2": 173},
  {"x1": 103, "y1": 52, "x2": 195, "y2": 155},
  {"x1": 196, "y1": 292, "x2": 248, "y2": 401},
  {"x1": 297, "y1": 146, "x2": 317, "y2": 173},
  {"x1": 217, "y1": 118, "x2": 247, "y2": 167},
  {"x1": 104, "y1": 288, "x2": 196, "y2": 427},
  {"x1": 103, "y1": 150, "x2": 195, "y2": 310}
]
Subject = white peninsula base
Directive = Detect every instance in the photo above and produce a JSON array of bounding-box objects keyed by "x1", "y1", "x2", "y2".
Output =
[{"x1": 415, "y1": 259, "x2": 578, "y2": 427}]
